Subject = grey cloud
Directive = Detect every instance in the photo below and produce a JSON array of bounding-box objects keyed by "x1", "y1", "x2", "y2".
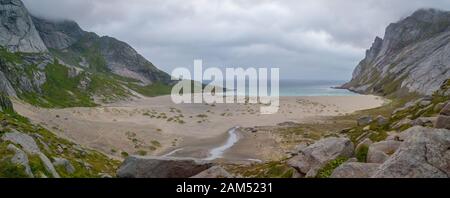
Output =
[{"x1": 22, "y1": 0, "x2": 450, "y2": 80}]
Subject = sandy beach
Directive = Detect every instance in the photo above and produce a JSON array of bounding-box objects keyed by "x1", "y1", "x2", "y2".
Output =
[{"x1": 13, "y1": 95, "x2": 386, "y2": 162}]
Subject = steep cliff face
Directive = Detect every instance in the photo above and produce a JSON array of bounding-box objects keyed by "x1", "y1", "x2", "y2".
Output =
[
  {"x1": 31, "y1": 17, "x2": 171, "y2": 85},
  {"x1": 0, "y1": 0, "x2": 173, "y2": 107},
  {"x1": 343, "y1": 9, "x2": 450, "y2": 96},
  {"x1": 0, "y1": 0, "x2": 47, "y2": 53}
]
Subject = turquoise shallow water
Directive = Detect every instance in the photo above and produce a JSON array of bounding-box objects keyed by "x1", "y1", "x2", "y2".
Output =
[
  {"x1": 278, "y1": 80, "x2": 357, "y2": 96},
  {"x1": 223, "y1": 80, "x2": 357, "y2": 96}
]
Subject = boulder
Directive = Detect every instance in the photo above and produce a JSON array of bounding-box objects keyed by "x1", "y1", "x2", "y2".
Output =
[
  {"x1": 38, "y1": 153, "x2": 60, "y2": 178},
  {"x1": 2, "y1": 131, "x2": 60, "y2": 178},
  {"x1": 7, "y1": 144, "x2": 33, "y2": 178},
  {"x1": 117, "y1": 156, "x2": 213, "y2": 178},
  {"x1": 372, "y1": 126, "x2": 450, "y2": 178},
  {"x1": 191, "y1": 166, "x2": 233, "y2": 178},
  {"x1": 419, "y1": 100, "x2": 431, "y2": 107},
  {"x1": 376, "y1": 115, "x2": 388, "y2": 126},
  {"x1": 357, "y1": 116, "x2": 373, "y2": 126},
  {"x1": 1, "y1": 131, "x2": 41, "y2": 154},
  {"x1": 435, "y1": 115, "x2": 450, "y2": 129},
  {"x1": 53, "y1": 157, "x2": 75, "y2": 174},
  {"x1": 440, "y1": 103, "x2": 450, "y2": 116},
  {"x1": 367, "y1": 140, "x2": 401, "y2": 164},
  {"x1": 287, "y1": 137, "x2": 354, "y2": 177},
  {"x1": 411, "y1": 117, "x2": 437, "y2": 127},
  {"x1": 331, "y1": 162, "x2": 380, "y2": 178},
  {"x1": 392, "y1": 118, "x2": 412, "y2": 130}
]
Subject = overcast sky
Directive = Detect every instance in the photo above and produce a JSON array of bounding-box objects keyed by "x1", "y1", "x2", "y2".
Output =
[{"x1": 22, "y1": 0, "x2": 450, "y2": 80}]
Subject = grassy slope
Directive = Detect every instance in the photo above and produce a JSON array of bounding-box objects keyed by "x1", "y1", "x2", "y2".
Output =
[
  {"x1": 0, "y1": 46, "x2": 172, "y2": 108},
  {"x1": 0, "y1": 110, "x2": 119, "y2": 178}
]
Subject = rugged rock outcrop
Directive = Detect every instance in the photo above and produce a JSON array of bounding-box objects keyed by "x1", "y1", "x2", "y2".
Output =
[
  {"x1": 342, "y1": 9, "x2": 450, "y2": 96},
  {"x1": 53, "y1": 157, "x2": 75, "y2": 174},
  {"x1": 7, "y1": 144, "x2": 33, "y2": 177},
  {"x1": 117, "y1": 156, "x2": 213, "y2": 178},
  {"x1": 435, "y1": 103, "x2": 450, "y2": 129},
  {"x1": 366, "y1": 140, "x2": 401, "y2": 163},
  {"x1": 287, "y1": 137, "x2": 354, "y2": 177},
  {"x1": 372, "y1": 126, "x2": 450, "y2": 178},
  {"x1": 1, "y1": 130, "x2": 60, "y2": 178},
  {"x1": 0, "y1": 0, "x2": 47, "y2": 52},
  {"x1": 331, "y1": 162, "x2": 380, "y2": 178}
]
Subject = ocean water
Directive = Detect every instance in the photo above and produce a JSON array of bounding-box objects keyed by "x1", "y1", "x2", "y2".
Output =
[
  {"x1": 278, "y1": 80, "x2": 357, "y2": 96},
  {"x1": 222, "y1": 79, "x2": 357, "y2": 96}
]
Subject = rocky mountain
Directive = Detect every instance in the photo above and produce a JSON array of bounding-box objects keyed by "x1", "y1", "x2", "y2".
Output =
[
  {"x1": 0, "y1": 0, "x2": 47, "y2": 53},
  {"x1": 0, "y1": 0, "x2": 172, "y2": 108},
  {"x1": 32, "y1": 16, "x2": 171, "y2": 84},
  {"x1": 342, "y1": 9, "x2": 450, "y2": 96}
]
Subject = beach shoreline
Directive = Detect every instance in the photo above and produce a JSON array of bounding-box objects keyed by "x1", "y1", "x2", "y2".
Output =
[{"x1": 12, "y1": 94, "x2": 387, "y2": 162}]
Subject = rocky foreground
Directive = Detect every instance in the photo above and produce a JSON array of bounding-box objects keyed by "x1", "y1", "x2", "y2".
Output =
[{"x1": 116, "y1": 80, "x2": 450, "y2": 178}]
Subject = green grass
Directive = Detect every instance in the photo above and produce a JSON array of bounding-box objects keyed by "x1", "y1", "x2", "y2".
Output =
[
  {"x1": 316, "y1": 157, "x2": 348, "y2": 178},
  {"x1": 0, "y1": 47, "x2": 23, "y2": 64},
  {"x1": 20, "y1": 60, "x2": 96, "y2": 108},
  {"x1": 356, "y1": 145, "x2": 369, "y2": 163},
  {"x1": 128, "y1": 82, "x2": 172, "y2": 97},
  {"x1": 0, "y1": 111, "x2": 119, "y2": 178},
  {"x1": 0, "y1": 159, "x2": 29, "y2": 178},
  {"x1": 227, "y1": 161, "x2": 296, "y2": 178}
]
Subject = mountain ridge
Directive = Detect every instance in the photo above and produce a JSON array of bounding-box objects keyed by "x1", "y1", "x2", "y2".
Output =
[{"x1": 0, "y1": 0, "x2": 173, "y2": 108}]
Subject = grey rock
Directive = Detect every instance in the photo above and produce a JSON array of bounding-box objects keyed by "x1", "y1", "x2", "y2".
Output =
[
  {"x1": 411, "y1": 117, "x2": 437, "y2": 127},
  {"x1": 191, "y1": 166, "x2": 233, "y2": 178},
  {"x1": 367, "y1": 140, "x2": 401, "y2": 163},
  {"x1": 38, "y1": 153, "x2": 60, "y2": 178},
  {"x1": 419, "y1": 100, "x2": 432, "y2": 107},
  {"x1": 0, "y1": 0, "x2": 47, "y2": 52},
  {"x1": 7, "y1": 144, "x2": 33, "y2": 177},
  {"x1": 0, "y1": 71, "x2": 17, "y2": 97},
  {"x1": 53, "y1": 157, "x2": 75, "y2": 174},
  {"x1": 392, "y1": 118, "x2": 412, "y2": 130},
  {"x1": 31, "y1": 16, "x2": 85, "y2": 50},
  {"x1": 373, "y1": 126, "x2": 450, "y2": 178},
  {"x1": 440, "y1": 102, "x2": 450, "y2": 116},
  {"x1": 1, "y1": 131, "x2": 40, "y2": 154},
  {"x1": 435, "y1": 115, "x2": 450, "y2": 130},
  {"x1": 357, "y1": 116, "x2": 373, "y2": 126},
  {"x1": 331, "y1": 162, "x2": 380, "y2": 178},
  {"x1": 117, "y1": 156, "x2": 213, "y2": 178},
  {"x1": 287, "y1": 137, "x2": 354, "y2": 177},
  {"x1": 376, "y1": 115, "x2": 388, "y2": 126},
  {"x1": 367, "y1": 149, "x2": 389, "y2": 164}
]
